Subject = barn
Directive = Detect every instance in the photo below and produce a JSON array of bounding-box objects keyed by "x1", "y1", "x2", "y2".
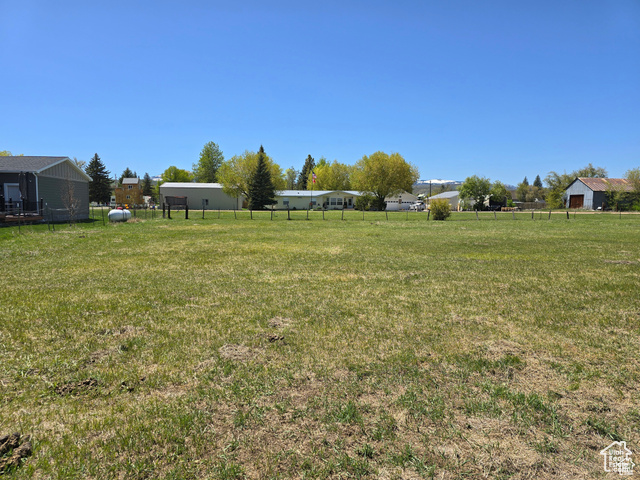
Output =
[
  {"x1": 564, "y1": 177, "x2": 632, "y2": 210},
  {"x1": 0, "y1": 156, "x2": 91, "y2": 222}
]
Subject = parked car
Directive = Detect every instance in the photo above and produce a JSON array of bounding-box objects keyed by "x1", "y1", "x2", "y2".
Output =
[{"x1": 409, "y1": 202, "x2": 425, "y2": 211}]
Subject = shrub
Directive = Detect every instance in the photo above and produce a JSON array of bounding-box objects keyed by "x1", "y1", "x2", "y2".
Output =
[
  {"x1": 430, "y1": 199, "x2": 451, "y2": 220},
  {"x1": 355, "y1": 193, "x2": 375, "y2": 211}
]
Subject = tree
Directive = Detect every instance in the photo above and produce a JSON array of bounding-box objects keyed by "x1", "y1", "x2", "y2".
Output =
[
  {"x1": 72, "y1": 157, "x2": 86, "y2": 170},
  {"x1": 533, "y1": 175, "x2": 543, "y2": 189},
  {"x1": 545, "y1": 164, "x2": 608, "y2": 209},
  {"x1": 160, "y1": 166, "x2": 193, "y2": 183},
  {"x1": 193, "y1": 141, "x2": 224, "y2": 183},
  {"x1": 285, "y1": 167, "x2": 298, "y2": 189},
  {"x1": 142, "y1": 173, "x2": 153, "y2": 196},
  {"x1": 0, "y1": 150, "x2": 23, "y2": 156},
  {"x1": 85, "y1": 153, "x2": 111, "y2": 204},
  {"x1": 119, "y1": 168, "x2": 136, "y2": 185},
  {"x1": 218, "y1": 149, "x2": 285, "y2": 201},
  {"x1": 624, "y1": 167, "x2": 640, "y2": 210},
  {"x1": 248, "y1": 146, "x2": 277, "y2": 210},
  {"x1": 351, "y1": 152, "x2": 418, "y2": 211},
  {"x1": 296, "y1": 155, "x2": 315, "y2": 190},
  {"x1": 308, "y1": 160, "x2": 352, "y2": 190},
  {"x1": 489, "y1": 181, "x2": 509, "y2": 206},
  {"x1": 458, "y1": 175, "x2": 491, "y2": 210}
]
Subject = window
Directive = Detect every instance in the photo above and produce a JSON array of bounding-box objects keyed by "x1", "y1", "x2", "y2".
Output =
[
  {"x1": 128, "y1": 185, "x2": 132, "y2": 190},
  {"x1": 126, "y1": 195, "x2": 130, "y2": 199},
  {"x1": 337, "y1": 198, "x2": 343, "y2": 205},
  {"x1": 330, "y1": 198, "x2": 337, "y2": 205}
]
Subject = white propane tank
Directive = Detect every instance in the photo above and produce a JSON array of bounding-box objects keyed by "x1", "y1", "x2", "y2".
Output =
[{"x1": 108, "y1": 209, "x2": 132, "y2": 222}]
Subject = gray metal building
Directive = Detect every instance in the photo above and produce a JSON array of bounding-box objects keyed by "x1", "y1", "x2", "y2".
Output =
[
  {"x1": 159, "y1": 183, "x2": 243, "y2": 210},
  {"x1": 564, "y1": 177, "x2": 632, "y2": 209}
]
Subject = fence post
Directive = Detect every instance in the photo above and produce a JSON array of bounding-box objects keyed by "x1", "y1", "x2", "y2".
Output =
[
  {"x1": 271, "y1": 207, "x2": 273, "y2": 220},
  {"x1": 427, "y1": 210, "x2": 430, "y2": 221},
  {"x1": 512, "y1": 211, "x2": 515, "y2": 220},
  {"x1": 162, "y1": 203, "x2": 166, "y2": 218},
  {"x1": 362, "y1": 209, "x2": 365, "y2": 221},
  {"x1": 548, "y1": 209, "x2": 551, "y2": 220},
  {"x1": 476, "y1": 211, "x2": 479, "y2": 220},
  {"x1": 250, "y1": 209, "x2": 252, "y2": 220},
  {"x1": 494, "y1": 211, "x2": 497, "y2": 220},
  {"x1": 386, "y1": 210, "x2": 388, "y2": 221},
  {"x1": 168, "y1": 205, "x2": 171, "y2": 219},
  {"x1": 531, "y1": 211, "x2": 534, "y2": 220},
  {"x1": 566, "y1": 211, "x2": 569, "y2": 219},
  {"x1": 185, "y1": 205, "x2": 189, "y2": 220},
  {"x1": 18, "y1": 202, "x2": 21, "y2": 234},
  {"x1": 288, "y1": 207, "x2": 290, "y2": 221}
]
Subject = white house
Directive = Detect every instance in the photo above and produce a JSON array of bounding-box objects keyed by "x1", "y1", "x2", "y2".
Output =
[{"x1": 273, "y1": 190, "x2": 361, "y2": 210}]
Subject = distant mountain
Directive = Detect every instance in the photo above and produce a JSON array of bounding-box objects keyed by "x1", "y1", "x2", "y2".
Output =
[{"x1": 415, "y1": 179, "x2": 463, "y2": 186}]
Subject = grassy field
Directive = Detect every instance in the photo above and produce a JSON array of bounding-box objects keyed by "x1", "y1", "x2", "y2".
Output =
[{"x1": 1, "y1": 211, "x2": 639, "y2": 479}]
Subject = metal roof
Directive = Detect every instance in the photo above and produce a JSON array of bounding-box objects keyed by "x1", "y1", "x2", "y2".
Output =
[
  {"x1": 575, "y1": 178, "x2": 632, "y2": 192},
  {"x1": 277, "y1": 190, "x2": 361, "y2": 197},
  {"x1": 159, "y1": 182, "x2": 221, "y2": 188},
  {"x1": 429, "y1": 190, "x2": 460, "y2": 199},
  {"x1": 122, "y1": 177, "x2": 140, "y2": 184}
]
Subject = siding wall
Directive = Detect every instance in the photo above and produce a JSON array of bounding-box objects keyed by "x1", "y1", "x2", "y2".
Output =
[
  {"x1": 565, "y1": 181, "x2": 595, "y2": 209},
  {"x1": 38, "y1": 176, "x2": 90, "y2": 220},
  {"x1": 159, "y1": 186, "x2": 242, "y2": 210}
]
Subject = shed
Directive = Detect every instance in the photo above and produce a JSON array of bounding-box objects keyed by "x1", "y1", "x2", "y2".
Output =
[
  {"x1": 427, "y1": 190, "x2": 466, "y2": 211},
  {"x1": 0, "y1": 156, "x2": 91, "y2": 221},
  {"x1": 564, "y1": 178, "x2": 632, "y2": 209},
  {"x1": 158, "y1": 183, "x2": 243, "y2": 210}
]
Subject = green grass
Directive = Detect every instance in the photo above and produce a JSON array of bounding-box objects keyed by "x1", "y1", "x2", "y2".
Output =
[{"x1": 1, "y1": 211, "x2": 639, "y2": 478}]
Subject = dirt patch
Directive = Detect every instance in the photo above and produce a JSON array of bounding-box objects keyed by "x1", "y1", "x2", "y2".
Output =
[
  {"x1": 268, "y1": 316, "x2": 293, "y2": 329},
  {"x1": 219, "y1": 344, "x2": 260, "y2": 362},
  {"x1": 54, "y1": 378, "x2": 99, "y2": 396},
  {"x1": 0, "y1": 433, "x2": 32, "y2": 472}
]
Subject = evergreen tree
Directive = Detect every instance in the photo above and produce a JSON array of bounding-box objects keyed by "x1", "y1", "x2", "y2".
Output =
[
  {"x1": 296, "y1": 155, "x2": 315, "y2": 190},
  {"x1": 119, "y1": 167, "x2": 136, "y2": 185},
  {"x1": 248, "y1": 146, "x2": 276, "y2": 210},
  {"x1": 142, "y1": 172, "x2": 153, "y2": 196},
  {"x1": 533, "y1": 175, "x2": 543, "y2": 188},
  {"x1": 522, "y1": 176, "x2": 529, "y2": 186},
  {"x1": 85, "y1": 153, "x2": 112, "y2": 204}
]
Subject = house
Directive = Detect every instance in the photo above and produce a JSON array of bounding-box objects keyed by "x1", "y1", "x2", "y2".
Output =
[
  {"x1": 384, "y1": 191, "x2": 419, "y2": 211},
  {"x1": 0, "y1": 156, "x2": 91, "y2": 221},
  {"x1": 564, "y1": 177, "x2": 632, "y2": 209},
  {"x1": 158, "y1": 183, "x2": 243, "y2": 210},
  {"x1": 115, "y1": 178, "x2": 144, "y2": 206},
  {"x1": 273, "y1": 190, "x2": 361, "y2": 210}
]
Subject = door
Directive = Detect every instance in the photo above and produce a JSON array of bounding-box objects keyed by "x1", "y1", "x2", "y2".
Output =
[
  {"x1": 569, "y1": 195, "x2": 584, "y2": 209},
  {"x1": 4, "y1": 183, "x2": 21, "y2": 203}
]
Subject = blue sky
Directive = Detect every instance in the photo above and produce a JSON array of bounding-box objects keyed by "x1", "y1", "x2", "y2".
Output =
[{"x1": 1, "y1": 0, "x2": 639, "y2": 185}]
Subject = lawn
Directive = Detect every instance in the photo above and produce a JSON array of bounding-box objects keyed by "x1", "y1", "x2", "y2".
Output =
[{"x1": 1, "y1": 211, "x2": 639, "y2": 479}]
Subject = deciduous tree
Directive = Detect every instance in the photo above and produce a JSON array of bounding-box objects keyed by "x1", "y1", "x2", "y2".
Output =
[
  {"x1": 308, "y1": 160, "x2": 352, "y2": 191},
  {"x1": 218, "y1": 149, "x2": 285, "y2": 201},
  {"x1": 351, "y1": 151, "x2": 418, "y2": 211},
  {"x1": 458, "y1": 175, "x2": 491, "y2": 210},
  {"x1": 193, "y1": 141, "x2": 224, "y2": 183},
  {"x1": 160, "y1": 166, "x2": 193, "y2": 183}
]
